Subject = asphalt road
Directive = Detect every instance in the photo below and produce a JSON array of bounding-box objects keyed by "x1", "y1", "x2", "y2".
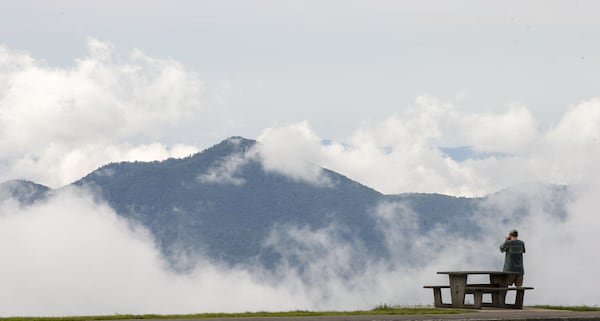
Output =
[{"x1": 137, "y1": 308, "x2": 600, "y2": 321}]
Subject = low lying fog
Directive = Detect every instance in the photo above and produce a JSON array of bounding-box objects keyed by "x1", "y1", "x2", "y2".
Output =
[{"x1": 1, "y1": 182, "x2": 598, "y2": 316}]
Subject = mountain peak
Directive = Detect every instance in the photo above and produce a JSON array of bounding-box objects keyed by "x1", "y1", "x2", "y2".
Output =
[
  {"x1": 197, "y1": 136, "x2": 257, "y2": 157},
  {"x1": 224, "y1": 136, "x2": 254, "y2": 144}
]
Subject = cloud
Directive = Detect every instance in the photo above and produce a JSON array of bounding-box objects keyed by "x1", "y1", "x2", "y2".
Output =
[
  {"x1": 198, "y1": 153, "x2": 247, "y2": 186},
  {"x1": 539, "y1": 98, "x2": 600, "y2": 184},
  {"x1": 259, "y1": 182, "x2": 600, "y2": 308},
  {"x1": 2, "y1": 181, "x2": 599, "y2": 316},
  {"x1": 245, "y1": 102, "x2": 488, "y2": 196},
  {"x1": 253, "y1": 122, "x2": 333, "y2": 187},
  {"x1": 248, "y1": 96, "x2": 600, "y2": 197},
  {"x1": 0, "y1": 186, "x2": 450, "y2": 315},
  {"x1": 469, "y1": 183, "x2": 600, "y2": 306},
  {"x1": 8, "y1": 142, "x2": 198, "y2": 189},
  {"x1": 549, "y1": 98, "x2": 600, "y2": 143},
  {"x1": 460, "y1": 104, "x2": 538, "y2": 153},
  {"x1": 362, "y1": 183, "x2": 600, "y2": 307},
  {"x1": 0, "y1": 188, "x2": 310, "y2": 316},
  {"x1": 200, "y1": 128, "x2": 337, "y2": 187},
  {"x1": 0, "y1": 39, "x2": 202, "y2": 187},
  {"x1": 325, "y1": 97, "x2": 541, "y2": 196}
]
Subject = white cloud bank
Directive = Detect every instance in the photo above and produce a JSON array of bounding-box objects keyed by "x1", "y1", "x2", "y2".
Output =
[
  {"x1": 255, "y1": 96, "x2": 600, "y2": 196},
  {"x1": 0, "y1": 189, "x2": 311, "y2": 316},
  {"x1": 0, "y1": 39, "x2": 200, "y2": 187},
  {"x1": 2, "y1": 182, "x2": 599, "y2": 316},
  {"x1": 253, "y1": 122, "x2": 333, "y2": 187}
]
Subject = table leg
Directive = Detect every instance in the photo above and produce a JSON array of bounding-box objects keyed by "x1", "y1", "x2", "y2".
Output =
[
  {"x1": 514, "y1": 288, "x2": 525, "y2": 309},
  {"x1": 449, "y1": 274, "x2": 467, "y2": 308},
  {"x1": 489, "y1": 275, "x2": 508, "y2": 307},
  {"x1": 432, "y1": 288, "x2": 443, "y2": 307}
]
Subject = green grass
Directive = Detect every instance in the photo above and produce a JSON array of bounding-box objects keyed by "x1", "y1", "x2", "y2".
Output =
[
  {"x1": 0, "y1": 306, "x2": 472, "y2": 321},
  {"x1": 530, "y1": 305, "x2": 600, "y2": 312}
]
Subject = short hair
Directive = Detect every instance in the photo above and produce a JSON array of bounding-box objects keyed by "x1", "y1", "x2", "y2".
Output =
[{"x1": 509, "y1": 229, "x2": 518, "y2": 237}]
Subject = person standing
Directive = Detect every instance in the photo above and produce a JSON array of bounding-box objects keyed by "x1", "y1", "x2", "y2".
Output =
[{"x1": 500, "y1": 229, "x2": 525, "y2": 286}]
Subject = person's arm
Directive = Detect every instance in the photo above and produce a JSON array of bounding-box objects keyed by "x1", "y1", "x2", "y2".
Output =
[{"x1": 500, "y1": 234, "x2": 512, "y2": 252}]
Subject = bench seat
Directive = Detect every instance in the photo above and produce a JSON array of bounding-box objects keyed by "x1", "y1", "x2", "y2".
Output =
[
  {"x1": 423, "y1": 285, "x2": 450, "y2": 288},
  {"x1": 423, "y1": 285, "x2": 534, "y2": 309},
  {"x1": 422, "y1": 285, "x2": 455, "y2": 308},
  {"x1": 467, "y1": 286, "x2": 534, "y2": 309}
]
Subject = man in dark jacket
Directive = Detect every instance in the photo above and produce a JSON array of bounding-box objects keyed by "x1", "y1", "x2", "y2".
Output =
[{"x1": 500, "y1": 229, "x2": 526, "y2": 286}]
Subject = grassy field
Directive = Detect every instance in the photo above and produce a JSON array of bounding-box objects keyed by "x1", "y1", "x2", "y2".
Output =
[
  {"x1": 6, "y1": 304, "x2": 599, "y2": 321},
  {"x1": 530, "y1": 305, "x2": 600, "y2": 312},
  {"x1": 0, "y1": 305, "x2": 471, "y2": 321}
]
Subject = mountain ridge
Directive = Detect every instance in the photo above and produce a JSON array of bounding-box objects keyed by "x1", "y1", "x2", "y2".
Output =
[{"x1": 1, "y1": 136, "x2": 570, "y2": 268}]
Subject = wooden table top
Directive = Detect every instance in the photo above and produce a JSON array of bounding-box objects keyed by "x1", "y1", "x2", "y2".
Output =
[{"x1": 437, "y1": 271, "x2": 521, "y2": 275}]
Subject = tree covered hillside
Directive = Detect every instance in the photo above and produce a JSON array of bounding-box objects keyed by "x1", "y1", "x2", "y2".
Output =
[{"x1": 71, "y1": 137, "x2": 388, "y2": 267}]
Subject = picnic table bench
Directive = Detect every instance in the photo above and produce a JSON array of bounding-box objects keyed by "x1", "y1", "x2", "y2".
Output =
[{"x1": 423, "y1": 271, "x2": 533, "y2": 309}]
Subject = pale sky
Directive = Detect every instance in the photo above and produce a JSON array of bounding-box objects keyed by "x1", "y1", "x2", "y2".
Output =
[{"x1": 1, "y1": 0, "x2": 600, "y2": 195}]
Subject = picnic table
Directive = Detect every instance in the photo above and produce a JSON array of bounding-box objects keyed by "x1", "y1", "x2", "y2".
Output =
[{"x1": 423, "y1": 271, "x2": 533, "y2": 309}]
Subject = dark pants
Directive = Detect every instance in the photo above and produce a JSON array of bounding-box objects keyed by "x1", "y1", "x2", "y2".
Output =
[{"x1": 506, "y1": 274, "x2": 523, "y2": 287}]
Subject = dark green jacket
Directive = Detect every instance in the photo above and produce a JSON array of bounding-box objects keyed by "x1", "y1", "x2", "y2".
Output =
[{"x1": 500, "y1": 239, "x2": 525, "y2": 274}]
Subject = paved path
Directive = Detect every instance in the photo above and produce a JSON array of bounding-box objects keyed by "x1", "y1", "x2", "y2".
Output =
[{"x1": 139, "y1": 308, "x2": 600, "y2": 321}]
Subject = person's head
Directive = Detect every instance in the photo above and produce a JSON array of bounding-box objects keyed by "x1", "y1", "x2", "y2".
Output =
[{"x1": 509, "y1": 229, "x2": 519, "y2": 239}]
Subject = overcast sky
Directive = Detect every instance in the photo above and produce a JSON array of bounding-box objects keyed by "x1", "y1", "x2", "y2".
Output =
[{"x1": 1, "y1": 0, "x2": 600, "y2": 195}]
